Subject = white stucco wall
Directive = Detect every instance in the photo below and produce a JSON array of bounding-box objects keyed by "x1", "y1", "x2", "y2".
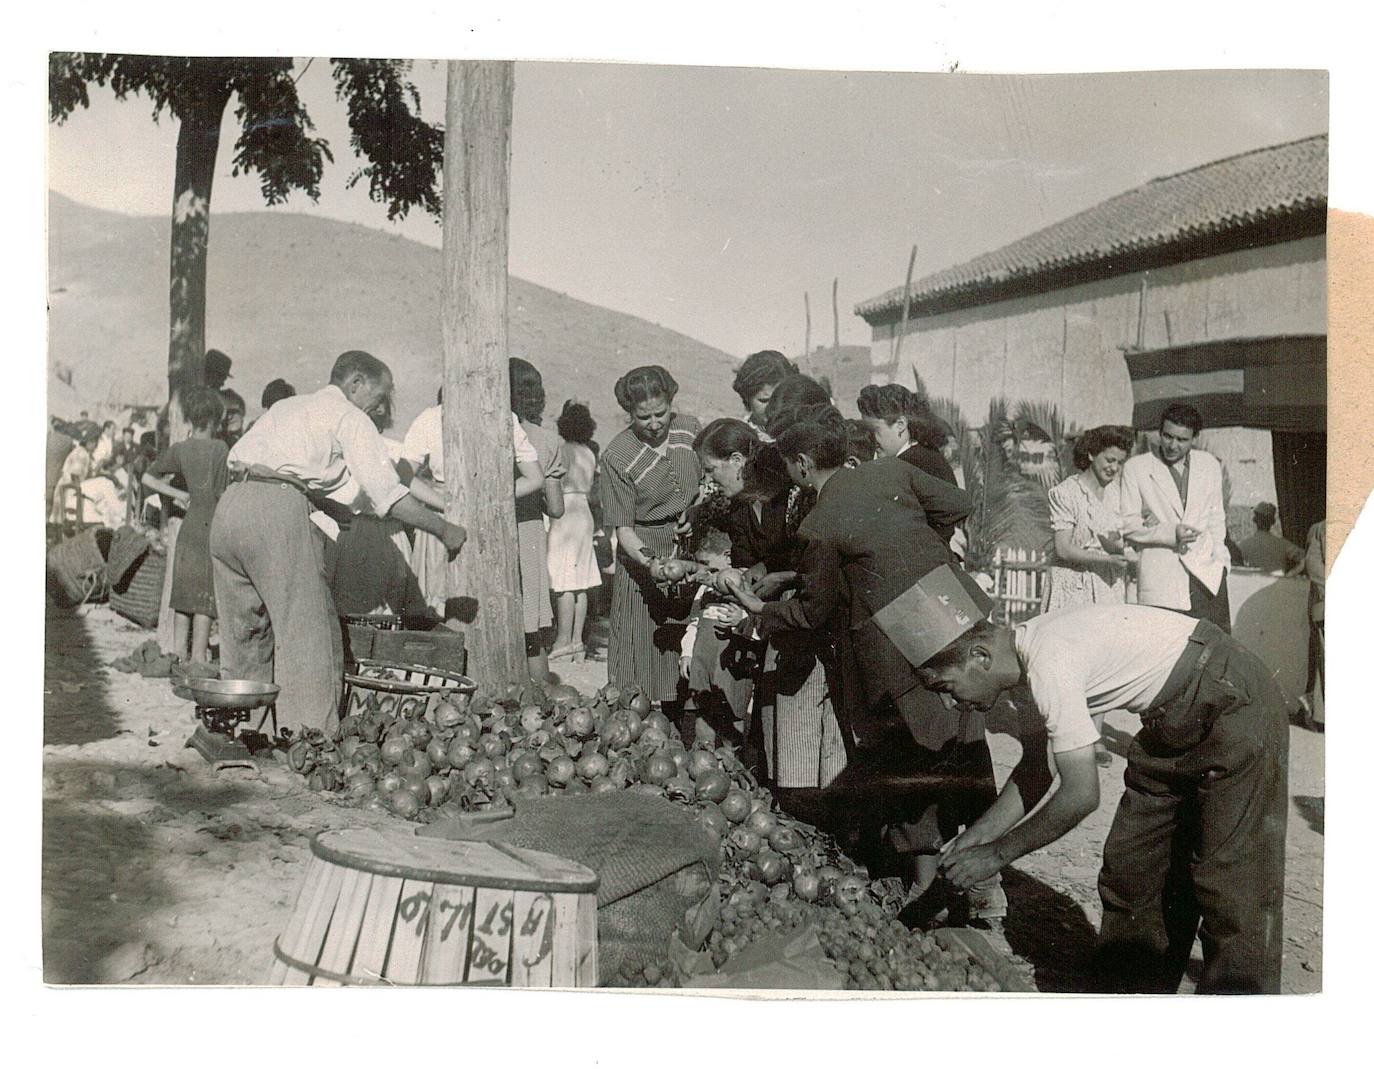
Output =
[{"x1": 868, "y1": 235, "x2": 1327, "y2": 433}]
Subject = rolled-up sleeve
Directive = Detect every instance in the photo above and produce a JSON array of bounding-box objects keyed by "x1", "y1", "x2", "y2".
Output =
[{"x1": 337, "y1": 408, "x2": 408, "y2": 517}]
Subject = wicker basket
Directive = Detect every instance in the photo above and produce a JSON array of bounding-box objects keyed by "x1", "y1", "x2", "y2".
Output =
[
  {"x1": 109, "y1": 547, "x2": 167, "y2": 630},
  {"x1": 46, "y1": 526, "x2": 112, "y2": 606}
]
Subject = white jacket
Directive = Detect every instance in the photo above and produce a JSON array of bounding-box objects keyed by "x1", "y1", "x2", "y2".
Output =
[{"x1": 1119, "y1": 448, "x2": 1231, "y2": 610}]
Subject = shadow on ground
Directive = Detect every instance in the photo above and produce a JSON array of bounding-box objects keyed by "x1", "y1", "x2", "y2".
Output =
[
  {"x1": 1000, "y1": 867, "x2": 1102, "y2": 992},
  {"x1": 1293, "y1": 795, "x2": 1324, "y2": 835},
  {"x1": 45, "y1": 604, "x2": 127, "y2": 746}
]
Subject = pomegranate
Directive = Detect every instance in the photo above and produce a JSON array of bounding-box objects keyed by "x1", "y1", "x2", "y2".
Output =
[
  {"x1": 720, "y1": 790, "x2": 752, "y2": 824},
  {"x1": 338, "y1": 714, "x2": 362, "y2": 738},
  {"x1": 464, "y1": 757, "x2": 495, "y2": 787},
  {"x1": 527, "y1": 728, "x2": 553, "y2": 749},
  {"x1": 638, "y1": 727, "x2": 669, "y2": 751},
  {"x1": 546, "y1": 756, "x2": 576, "y2": 787},
  {"x1": 729, "y1": 827, "x2": 763, "y2": 855},
  {"x1": 769, "y1": 827, "x2": 805, "y2": 855},
  {"x1": 600, "y1": 684, "x2": 622, "y2": 708},
  {"x1": 378, "y1": 769, "x2": 405, "y2": 794},
  {"x1": 518, "y1": 706, "x2": 546, "y2": 734},
  {"x1": 567, "y1": 708, "x2": 595, "y2": 738},
  {"x1": 357, "y1": 715, "x2": 383, "y2": 743},
  {"x1": 746, "y1": 810, "x2": 779, "y2": 837},
  {"x1": 511, "y1": 753, "x2": 543, "y2": 783},
  {"x1": 479, "y1": 734, "x2": 509, "y2": 759},
  {"x1": 433, "y1": 701, "x2": 466, "y2": 730},
  {"x1": 425, "y1": 775, "x2": 450, "y2": 806},
  {"x1": 380, "y1": 737, "x2": 410, "y2": 766},
  {"x1": 589, "y1": 777, "x2": 618, "y2": 794},
  {"x1": 660, "y1": 558, "x2": 691, "y2": 583},
  {"x1": 364, "y1": 794, "x2": 389, "y2": 815},
  {"x1": 627, "y1": 693, "x2": 652, "y2": 717},
  {"x1": 685, "y1": 750, "x2": 718, "y2": 781},
  {"x1": 575, "y1": 752, "x2": 609, "y2": 781},
  {"x1": 664, "y1": 774, "x2": 696, "y2": 803},
  {"x1": 337, "y1": 736, "x2": 361, "y2": 761},
  {"x1": 404, "y1": 721, "x2": 432, "y2": 749},
  {"x1": 388, "y1": 789, "x2": 422, "y2": 819},
  {"x1": 643, "y1": 709, "x2": 673, "y2": 737},
  {"x1": 399, "y1": 750, "x2": 433, "y2": 780},
  {"x1": 698, "y1": 804, "x2": 729, "y2": 838},
  {"x1": 493, "y1": 768, "x2": 517, "y2": 793},
  {"x1": 547, "y1": 684, "x2": 580, "y2": 705},
  {"x1": 399, "y1": 768, "x2": 428, "y2": 796},
  {"x1": 694, "y1": 770, "x2": 730, "y2": 804},
  {"x1": 751, "y1": 850, "x2": 791, "y2": 886},
  {"x1": 446, "y1": 741, "x2": 476, "y2": 769},
  {"x1": 640, "y1": 754, "x2": 677, "y2": 785},
  {"x1": 793, "y1": 870, "x2": 821, "y2": 902},
  {"x1": 608, "y1": 758, "x2": 635, "y2": 788},
  {"x1": 425, "y1": 739, "x2": 451, "y2": 771}
]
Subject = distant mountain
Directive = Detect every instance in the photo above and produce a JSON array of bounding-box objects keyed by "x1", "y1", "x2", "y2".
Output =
[{"x1": 46, "y1": 193, "x2": 748, "y2": 441}]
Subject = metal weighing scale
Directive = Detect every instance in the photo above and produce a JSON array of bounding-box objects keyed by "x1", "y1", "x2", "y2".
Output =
[{"x1": 180, "y1": 678, "x2": 281, "y2": 771}]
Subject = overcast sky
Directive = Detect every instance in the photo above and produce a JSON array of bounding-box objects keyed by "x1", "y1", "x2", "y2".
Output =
[{"x1": 46, "y1": 63, "x2": 1327, "y2": 358}]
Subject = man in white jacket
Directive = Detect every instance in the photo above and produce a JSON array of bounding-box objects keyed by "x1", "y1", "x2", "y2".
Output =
[{"x1": 1119, "y1": 404, "x2": 1232, "y2": 632}]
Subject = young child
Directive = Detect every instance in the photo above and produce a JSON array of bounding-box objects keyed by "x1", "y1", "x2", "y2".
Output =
[
  {"x1": 141, "y1": 388, "x2": 229, "y2": 665},
  {"x1": 677, "y1": 526, "x2": 757, "y2": 747}
]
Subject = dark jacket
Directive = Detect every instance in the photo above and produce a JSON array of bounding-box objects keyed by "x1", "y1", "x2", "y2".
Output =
[
  {"x1": 723, "y1": 488, "x2": 796, "y2": 575},
  {"x1": 758, "y1": 456, "x2": 973, "y2": 708},
  {"x1": 898, "y1": 443, "x2": 959, "y2": 545}
]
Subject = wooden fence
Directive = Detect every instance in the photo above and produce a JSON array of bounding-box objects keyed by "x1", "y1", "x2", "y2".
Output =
[{"x1": 988, "y1": 546, "x2": 1048, "y2": 624}]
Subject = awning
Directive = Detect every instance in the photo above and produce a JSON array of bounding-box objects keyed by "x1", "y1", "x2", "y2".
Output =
[{"x1": 1124, "y1": 335, "x2": 1326, "y2": 433}]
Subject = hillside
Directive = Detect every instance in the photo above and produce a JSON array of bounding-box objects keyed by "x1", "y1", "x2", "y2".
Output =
[{"x1": 46, "y1": 193, "x2": 748, "y2": 440}]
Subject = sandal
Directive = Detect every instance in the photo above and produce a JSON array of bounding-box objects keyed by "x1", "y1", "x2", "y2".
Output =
[{"x1": 548, "y1": 644, "x2": 579, "y2": 662}]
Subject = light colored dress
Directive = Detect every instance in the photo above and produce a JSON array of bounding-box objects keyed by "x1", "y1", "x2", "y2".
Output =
[
  {"x1": 517, "y1": 419, "x2": 566, "y2": 635},
  {"x1": 1043, "y1": 472, "x2": 1127, "y2": 610},
  {"x1": 546, "y1": 440, "x2": 601, "y2": 593}
]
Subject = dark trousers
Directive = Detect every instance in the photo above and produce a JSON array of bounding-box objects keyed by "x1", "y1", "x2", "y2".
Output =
[
  {"x1": 1094, "y1": 624, "x2": 1288, "y2": 994},
  {"x1": 1184, "y1": 570, "x2": 1232, "y2": 633}
]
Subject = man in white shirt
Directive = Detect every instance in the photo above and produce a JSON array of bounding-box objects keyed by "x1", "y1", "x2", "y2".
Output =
[
  {"x1": 1118, "y1": 404, "x2": 1232, "y2": 631},
  {"x1": 913, "y1": 583, "x2": 1287, "y2": 994},
  {"x1": 211, "y1": 351, "x2": 468, "y2": 737}
]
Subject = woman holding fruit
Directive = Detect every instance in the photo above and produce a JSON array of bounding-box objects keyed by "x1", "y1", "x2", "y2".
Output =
[{"x1": 598, "y1": 366, "x2": 702, "y2": 710}]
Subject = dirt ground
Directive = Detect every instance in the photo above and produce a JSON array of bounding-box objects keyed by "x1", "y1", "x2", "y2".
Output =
[{"x1": 42, "y1": 603, "x2": 1323, "y2": 990}]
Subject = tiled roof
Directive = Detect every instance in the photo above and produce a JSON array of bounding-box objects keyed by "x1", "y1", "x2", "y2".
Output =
[{"x1": 856, "y1": 133, "x2": 1327, "y2": 320}]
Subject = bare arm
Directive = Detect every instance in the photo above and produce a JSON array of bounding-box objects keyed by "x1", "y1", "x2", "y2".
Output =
[
  {"x1": 542, "y1": 475, "x2": 565, "y2": 520},
  {"x1": 615, "y1": 525, "x2": 654, "y2": 568},
  {"x1": 405, "y1": 475, "x2": 445, "y2": 511},
  {"x1": 515, "y1": 458, "x2": 543, "y2": 499},
  {"x1": 391, "y1": 494, "x2": 467, "y2": 553},
  {"x1": 941, "y1": 741, "x2": 1100, "y2": 890},
  {"x1": 141, "y1": 472, "x2": 189, "y2": 508},
  {"x1": 1053, "y1": 530, "x2": 1126, "y2": 569}
]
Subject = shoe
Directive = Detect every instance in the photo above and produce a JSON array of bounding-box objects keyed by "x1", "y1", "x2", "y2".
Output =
[{"x1": 548, "y1": 644, "x2": 578, "y2": 662}]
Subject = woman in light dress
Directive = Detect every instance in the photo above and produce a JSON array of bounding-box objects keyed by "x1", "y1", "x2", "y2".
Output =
[
  {"x1": 547, "y1": 401, "x2": 601, "y2": 661},
  {"x1": 1043, "y1": 423, "x2": 1135, "y2": 764}
]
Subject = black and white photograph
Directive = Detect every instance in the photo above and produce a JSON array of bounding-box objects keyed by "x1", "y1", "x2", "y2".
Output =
[{"x1": 29, "y1": 8, "x2": 1354, "y2": 1022}]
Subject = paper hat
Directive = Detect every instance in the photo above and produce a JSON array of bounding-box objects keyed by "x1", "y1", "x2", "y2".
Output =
[{"x1": 871, "y1": 564, "x2": 989, "y2": 668}]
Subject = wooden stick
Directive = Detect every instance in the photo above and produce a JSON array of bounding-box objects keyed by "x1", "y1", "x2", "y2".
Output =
[
  {"x1": 831, "y1": 278, "x2": 841, "y2": 390},
  {"x1": 892, "y1": 244, "x2": 918, "y2": 375},
  {"x1": 803, "y1": 291, "x2": 812, "y2": 369}
]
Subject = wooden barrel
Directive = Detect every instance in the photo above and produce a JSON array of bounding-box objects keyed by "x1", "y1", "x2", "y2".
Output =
[{"x1": 270, "y1": 828, "x2": 600, "y2": 987}]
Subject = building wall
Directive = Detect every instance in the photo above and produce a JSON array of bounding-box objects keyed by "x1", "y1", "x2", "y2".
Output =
[
  {"x1": 869, "y1": 235, "x2": 1327, "y2": 427},
  {"x1": 867, "y1": 235, "x2": 1326, "y2": 529}
]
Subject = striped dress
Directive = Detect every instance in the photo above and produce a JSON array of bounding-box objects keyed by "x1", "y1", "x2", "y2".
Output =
[{"x1": 598, "y1": 416, "x2": 701, "y2": 702}]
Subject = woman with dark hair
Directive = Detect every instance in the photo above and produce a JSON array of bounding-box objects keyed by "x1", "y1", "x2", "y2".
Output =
[
  {"x1": 731, "y1": 403, "x2": 1003, "y2": 920},
  {"x1": 763, "y1": 373, "x2": 832, "y2": 440},
  {"x1": 598, "y1": 365, "x2": 701, "y2": 706},
  {"x1": 732, "y1": 350, "x2": 798, "y2": 439},
  {"x1": 141, "y1": 386, "x2": 229, "y2": 664},
  {"x1": 548, "y1": 401, "x2": 601, "y2": 660},
  {"x1": 695, "y1": 415, "x2": 841, "y2": 788},
  {"x1": 857, "y1": 383, "x2": 959, "y2": 546},
  {"x1": 1043, "y1": 423, "x2": 1134, "y2": 765},
  {"x1": 510, "y1": 357, "x2": 567, "y2": 682}
]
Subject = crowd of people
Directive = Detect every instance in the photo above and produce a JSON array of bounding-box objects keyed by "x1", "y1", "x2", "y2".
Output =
[{"x1": 46, "y1": 342, "x2": 1316, "y2": 995}]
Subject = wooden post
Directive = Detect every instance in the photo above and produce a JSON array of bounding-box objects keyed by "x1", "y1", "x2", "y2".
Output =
[
  {"x1": 831, "y1": 278, "x2": 841, "y2": 390},
  {"x1": 891, "y1": 244, "x2": 918, "y2": 375},
  {"x1": 803, "y1": 291, "x2": 812, "y2": 371},
  {"x1": 440, "y1": 61, "x2": 524, "y2": 684}
]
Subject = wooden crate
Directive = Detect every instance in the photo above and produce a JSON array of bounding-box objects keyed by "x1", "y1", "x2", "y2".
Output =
[{"x1": 270, "y1": 827, "x2": 599, "y2": 987}]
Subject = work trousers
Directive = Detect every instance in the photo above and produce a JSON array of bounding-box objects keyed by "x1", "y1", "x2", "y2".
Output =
[
  {"x1": 210, "y1": 481, "x2": 343, "y2": 736},
  {"x1": 1095, "y1": 623, "x2": 1288, "y2": 994},
  {"x1": 1183, "y1": 570, "x2": 1232, "y2": 634}
]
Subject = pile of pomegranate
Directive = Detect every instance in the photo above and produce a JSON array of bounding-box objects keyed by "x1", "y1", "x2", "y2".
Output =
[{"x1": 286, "y1": 676, "x2": 1003, "y2": 991}]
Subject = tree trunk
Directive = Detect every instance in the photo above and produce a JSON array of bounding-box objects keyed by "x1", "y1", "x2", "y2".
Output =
[
  {"x1": 166, "y1": 76, "x2": 231, "y2": 441},
  {"x1": 440, "y1": 61, "x2": 524, "y2": 684}
]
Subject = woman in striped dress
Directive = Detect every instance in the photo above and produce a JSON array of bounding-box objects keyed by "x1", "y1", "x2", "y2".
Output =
[{"x1": 598, "y1": 366, "x2": 701, "y2": 706}]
